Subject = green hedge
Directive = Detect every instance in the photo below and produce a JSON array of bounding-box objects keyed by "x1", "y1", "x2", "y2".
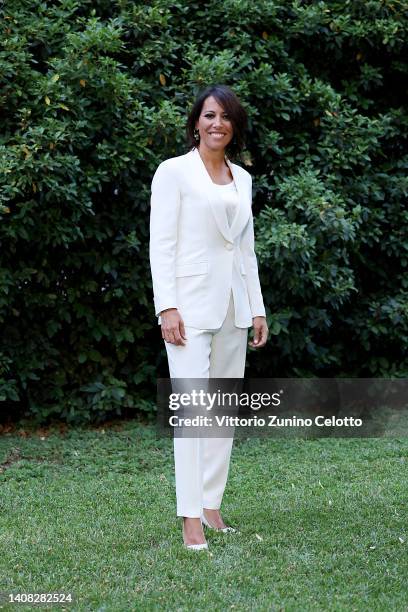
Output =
[{"x1": 1, "y1": 0, "x2": 407, "y2": 423}]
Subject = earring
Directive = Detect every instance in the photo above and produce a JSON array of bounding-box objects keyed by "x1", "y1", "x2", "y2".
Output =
[{"x1": 193, "y1": 128, "x2": 200, "y2": 141}]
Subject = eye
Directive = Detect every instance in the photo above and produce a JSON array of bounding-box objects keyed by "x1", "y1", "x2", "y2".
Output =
[{"x1": 204, "y1": 112, "x2": 230, "y2": 118}]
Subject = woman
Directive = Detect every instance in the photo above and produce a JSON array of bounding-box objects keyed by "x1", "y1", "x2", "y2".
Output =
[{"x1": 149, "y1": 84, "x2": 268, "y2": 550}]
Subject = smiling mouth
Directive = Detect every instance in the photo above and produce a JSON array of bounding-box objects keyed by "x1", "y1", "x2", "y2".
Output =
[{"x1": 209, "y1": 133, "x2": 225, "y2": 136}]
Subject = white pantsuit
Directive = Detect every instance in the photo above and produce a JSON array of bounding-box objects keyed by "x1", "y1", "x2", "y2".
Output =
[{"x1": 149, "y1": 146, "x2": 266, "y2": 518}]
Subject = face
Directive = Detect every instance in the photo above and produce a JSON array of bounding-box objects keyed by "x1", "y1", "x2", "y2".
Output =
[{"x1": 195, "y1": 95, "x2": 234, "y2": 152}]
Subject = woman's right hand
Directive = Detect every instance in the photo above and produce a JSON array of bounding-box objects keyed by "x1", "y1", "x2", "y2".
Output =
[{"x1": 160, "y1": 309, "x2": 187, "y2": 346}]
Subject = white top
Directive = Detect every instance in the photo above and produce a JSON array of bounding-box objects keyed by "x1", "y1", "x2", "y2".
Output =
[{"x1": 212, "y1": 180, "x2": 239, "y2": 227}]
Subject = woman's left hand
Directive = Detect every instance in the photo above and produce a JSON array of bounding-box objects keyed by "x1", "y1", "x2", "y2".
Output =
[{"x1": 248, "y1": 317, "x2": 269, "y2": 348}]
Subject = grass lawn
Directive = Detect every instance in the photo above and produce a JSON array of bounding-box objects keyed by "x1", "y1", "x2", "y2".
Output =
[{"x1": 0, "y1": 419, "x2": 407, "y2": 611}]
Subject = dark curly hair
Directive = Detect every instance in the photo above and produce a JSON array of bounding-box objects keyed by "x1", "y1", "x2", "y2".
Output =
[{"x1": 186, "y1": 84, "x2": 248, "y2": 161}]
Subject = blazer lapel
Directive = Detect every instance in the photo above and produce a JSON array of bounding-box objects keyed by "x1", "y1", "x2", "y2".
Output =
[
  {"x1": 188, "y1": 148, "x2": 250, "y2": 243},
  {"x1": 224, "y1": 156, "x2": 251, "y2": 240},
  {"x1": 189, "y1": 148, "x2": 232, "y2": 243}
]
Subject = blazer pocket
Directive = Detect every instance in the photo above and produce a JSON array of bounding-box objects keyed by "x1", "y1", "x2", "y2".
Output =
[
  {"x1": 175, "y1": 261, "x2": 208, "y2": 278},
  {"x1": 240, "y1": 263, "x2": 247, "y2": 276}
]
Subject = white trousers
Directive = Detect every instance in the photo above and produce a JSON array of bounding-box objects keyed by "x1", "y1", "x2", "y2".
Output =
[{"x1": 165, "y1": 292, "x2": 248, "y2": 517}]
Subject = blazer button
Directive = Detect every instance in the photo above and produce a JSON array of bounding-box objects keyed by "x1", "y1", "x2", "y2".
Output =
[{"x1": 225, "y1": 242, "x2": 234, "y2": 251}]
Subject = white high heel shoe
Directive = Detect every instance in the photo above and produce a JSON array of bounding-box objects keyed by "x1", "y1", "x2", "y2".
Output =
[
  {"x1": 201, "y1": 512, "x2": 237, "y2": 533},
  {"x1": 182, "y1": 520, "x2": 208, "y2": 550}
]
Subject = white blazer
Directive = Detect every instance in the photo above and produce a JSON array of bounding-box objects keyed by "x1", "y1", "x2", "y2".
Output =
[{"x1": 149, "y1": 147, "x2": 266, "y2": 329}]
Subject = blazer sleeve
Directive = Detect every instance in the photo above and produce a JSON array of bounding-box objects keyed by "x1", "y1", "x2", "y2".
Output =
[
  {"x1": 149, "y1": 160, "x2": 180, "y2": 317},
  {"x1": 240, "y1": 174, "x2": 266, "y2": 318}
]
